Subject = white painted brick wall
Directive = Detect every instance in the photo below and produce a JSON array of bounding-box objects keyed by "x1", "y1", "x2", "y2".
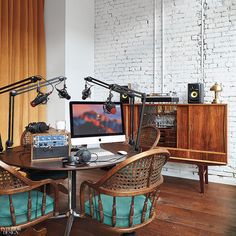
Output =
[{"x1": 95, "y1": 0, "x2": 236, "y2": 185}]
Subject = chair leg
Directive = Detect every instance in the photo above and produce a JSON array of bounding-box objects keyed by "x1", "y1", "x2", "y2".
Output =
[{"x1": 121, "y1": 232, "x2": 136, "y2": 236}]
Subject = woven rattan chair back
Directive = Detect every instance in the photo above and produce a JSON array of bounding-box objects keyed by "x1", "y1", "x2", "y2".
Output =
[
  {"x1": 0, "y1": 161, "x2": 58, "y2": 232},
  {"x1": 99, "y1": 148, "x2": 169, "y2": 192},
  {"x1": 80, "y1": 148, "x2": 170, "y2": 232},
  {"x1": 138, "y1": 125, "x2": 160, "y2": 151},
  {"x1": 0, "y1": 167, "x2": 26, "y2": 190}
]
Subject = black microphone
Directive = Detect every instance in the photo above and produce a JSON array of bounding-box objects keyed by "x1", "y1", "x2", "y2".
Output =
[
  {"x1": 30, "y1": 92, "x2": 51, "y2": 107},
  {"x1": 103, "y1": 101, "x2": 116, "y2": 114},
  {"x1": 56, "y1": 87, "x2": 71, "y2": 100},
  {"x1": 82, "y1": 84, "x2": 91, "y2": 100},
  {"x1": 103, "y1": 92, "x2": 116, "y2": 114}
]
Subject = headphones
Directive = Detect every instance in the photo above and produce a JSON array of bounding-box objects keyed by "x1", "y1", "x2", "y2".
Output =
[
  {"x1": 65, "y1": 148, "x2": 92, "y2": 166},
  {"x1": 26, "y1": 122, "x2": 49, "y2": 134},
  {"x1": 75, "y1": 148, "x2": 91, "y2": 163}
]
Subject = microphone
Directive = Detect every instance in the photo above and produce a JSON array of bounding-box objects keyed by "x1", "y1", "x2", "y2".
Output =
[
  {"x1": 103, "y1": 92, "x2": 116, "y2": 114},
  {"x1": 57, "y1": 88, "x2": 71, "y2": 100},
  {"x1": 56, "y1": 87, "x2": 71, "y2": 100},
  {"x1": 103, "y1": 101, "x2": 117, "y2": 114},
  {"x1": 82, "y1": 83, "x2": 91, "y2": 100},
  {"x1": 30, "y1": 92, "x2": 51, "y2": 107},
  {"x1": 55, "y1": 77, "x2": 71, "y2": 100}
]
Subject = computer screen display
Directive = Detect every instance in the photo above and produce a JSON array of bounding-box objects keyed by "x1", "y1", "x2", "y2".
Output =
[{"x1": 69, "y1": 101, "x2": 125, "y2": 146}]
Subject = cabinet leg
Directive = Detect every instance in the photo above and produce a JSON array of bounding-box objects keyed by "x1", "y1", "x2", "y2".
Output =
[
  {"x1": 198, "y1": 165, "x2": 205, "y2": 193},
  {"x1": 205, "y1": 165, "x2": 208, "y2": 184}
]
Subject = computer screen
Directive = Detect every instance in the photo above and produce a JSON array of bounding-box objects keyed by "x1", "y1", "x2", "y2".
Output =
[{"x1": 69, "y1": 101, "x2": 126, "y2": 147}]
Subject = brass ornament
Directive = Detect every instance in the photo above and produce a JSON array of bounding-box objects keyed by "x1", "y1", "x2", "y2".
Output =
[{"x1": 210, "y1": 82, "x2": 222, "y2": 104}]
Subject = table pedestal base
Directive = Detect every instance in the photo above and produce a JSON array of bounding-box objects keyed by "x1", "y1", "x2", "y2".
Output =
[{"x1": 63, "y1": 170, "x2": 80, "y2": 236}]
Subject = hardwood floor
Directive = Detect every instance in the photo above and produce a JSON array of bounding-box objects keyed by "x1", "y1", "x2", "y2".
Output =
[{"x1": 36, "y1": 169, "x2": 236, "y2": 236}]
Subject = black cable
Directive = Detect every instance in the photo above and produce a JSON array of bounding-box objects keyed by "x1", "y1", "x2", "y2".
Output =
[
  {"x1": 40, "y1": 76, "x2": 54, "y2": 94},
  {"x1": 54, "y1": 78, "x2": 64, "y2": 90}
]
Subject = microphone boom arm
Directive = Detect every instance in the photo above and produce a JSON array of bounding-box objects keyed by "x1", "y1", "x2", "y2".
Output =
[
  {"x1": 0, "y1": 76, "x2": 41, "y2": 95},
  {"x1": 84, "y1": 76, "x2": 146, "y2": 151},
  {"x1": 6, "y1": 76, "x2": 67, "y2": 149},
  {"x1": 13, "y1": 76, "x2": 66, "y2": 95}
]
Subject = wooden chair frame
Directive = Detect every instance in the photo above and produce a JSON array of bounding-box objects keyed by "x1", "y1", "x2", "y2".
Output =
[
  {"x1": 80, "y1": 148, "x2": 169, "y2": 234},
  {"x1": 0, "y1": 160, "x2": 59, "y2": 232},
  {"x1": 138, "y1": 125, "x2": 161, "y2": 151}
]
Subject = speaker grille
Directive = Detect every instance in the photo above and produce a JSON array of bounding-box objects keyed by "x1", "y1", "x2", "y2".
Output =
[{"x1": 188, "y1": 83, "x2": 204, "y2": 104}]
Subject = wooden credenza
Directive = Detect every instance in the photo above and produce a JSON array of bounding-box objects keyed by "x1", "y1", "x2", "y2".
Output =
[{"x1": 123, "y1": 104, "x2": 227, "y2": 192}]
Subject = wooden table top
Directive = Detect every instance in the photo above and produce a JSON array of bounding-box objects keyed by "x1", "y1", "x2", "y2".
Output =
[{"x1": 0, "y1": 143, "x2": 137, "y2": 171}]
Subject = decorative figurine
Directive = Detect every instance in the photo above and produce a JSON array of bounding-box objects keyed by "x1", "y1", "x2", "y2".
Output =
[{"x1": 210, "y1": 82, "x2": 222, "y2": 104}]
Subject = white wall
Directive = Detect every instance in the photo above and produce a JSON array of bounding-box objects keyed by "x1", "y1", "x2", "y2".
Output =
[
  {"x1": 94, "y1": 0, "x2": 236, "y2": 185},
  {"x1": 45, "y1": 0, "x2": 236, "y2": 184},
  {"x1": 45, "y1": 0, "x2": 94, "y2": 129},
  {"x1": 65, "y1": 0, "x2": 94, "y2": 130},
  {"x1": 45, "y1": 0, "x2": 66, "y2": 127}
]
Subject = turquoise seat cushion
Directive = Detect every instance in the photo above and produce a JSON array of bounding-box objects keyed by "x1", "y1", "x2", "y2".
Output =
[
  {"x1": 85, "y1": 194, "x2": 151, "y2": 227},
  {"x1": 0, "y1": 190, "x2": 54, "y2": 227}
]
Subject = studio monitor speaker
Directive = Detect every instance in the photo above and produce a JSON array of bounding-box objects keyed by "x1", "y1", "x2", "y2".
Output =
[
  {"x1": 120, "y1": 84, "x2": 130, "y2": 104},
  {"x1": 188, "y1": 83, "x2": 204, "y2": 104}
]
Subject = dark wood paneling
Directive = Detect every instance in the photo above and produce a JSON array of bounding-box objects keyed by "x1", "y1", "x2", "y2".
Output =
[
  {"x1": 169, "y1": 149, "x2": 227, "y2": 164},
  {"x1": 123, "y1": 104, "x2": 227, "y2": 165},
  {"x1": 189, "y1": 105, "x2": 226, "y2": 153},
  {"x1": 177, "y1": 106, "x2": 189, "y2": 149},
  {"x1": 122, "y1": 104, "x2": 140, "y2": 139}
]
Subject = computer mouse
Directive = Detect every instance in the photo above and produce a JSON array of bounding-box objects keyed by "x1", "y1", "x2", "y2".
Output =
[{"x1": 117, "y1": 150, "x2": 127, "y2": 155}]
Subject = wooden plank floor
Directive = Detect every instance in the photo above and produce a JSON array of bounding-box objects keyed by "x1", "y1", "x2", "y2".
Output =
[{"x1": 36, "y1": 169, "x2": 236, "y2": 236}]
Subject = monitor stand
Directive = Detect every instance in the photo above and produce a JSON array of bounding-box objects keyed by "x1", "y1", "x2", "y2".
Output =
[
  {"x1": 86, "y1": 143, "x2": 106, "y2": 153},
  {"x1": 85, "y1": 143, "x2": 102, "y2": 150}
]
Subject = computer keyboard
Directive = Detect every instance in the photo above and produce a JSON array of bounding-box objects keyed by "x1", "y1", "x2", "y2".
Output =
[
  {"x1": 90, "y1": 153, "x2": 126, "y2": 163},
  {"x1": 89, "y1": 148, "x2": 114, "y2": 157}
]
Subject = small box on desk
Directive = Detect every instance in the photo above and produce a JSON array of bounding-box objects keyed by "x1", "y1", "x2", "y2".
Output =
[{"x1": 22, "y1": 128, "x2": 71, "y2": 162}]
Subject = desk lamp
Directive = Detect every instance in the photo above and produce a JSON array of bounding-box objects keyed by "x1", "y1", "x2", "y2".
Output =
[{"x1": 210, "y1": 82, "x2": 222, "y2": 104}]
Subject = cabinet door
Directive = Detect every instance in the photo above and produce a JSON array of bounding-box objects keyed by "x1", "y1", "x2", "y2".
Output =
[
  {"x1": 189, "y1": 105, "x2": 226, "y2": 153},
  {"x1": 122, "y1": 104, "x2": 140, "y2": 138},
  {"x1": 177, "y1": 106, "x2": 189, "y2": 149}
]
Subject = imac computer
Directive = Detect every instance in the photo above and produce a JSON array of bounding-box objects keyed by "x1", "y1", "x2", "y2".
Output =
[{"x1": 69, "y1": 101, "x2": 126, "y2": 151}]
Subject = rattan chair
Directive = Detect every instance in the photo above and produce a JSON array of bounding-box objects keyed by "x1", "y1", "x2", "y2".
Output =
[
  {"x1": 0, "y1": 160, "x2": 59, "y2": 235},
  {"x1": 80, "y1": 148, "x2": 170, "y2": 236},
  {"x1": 138, "y1": 125, "x2": 161, "y2": 151}
]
